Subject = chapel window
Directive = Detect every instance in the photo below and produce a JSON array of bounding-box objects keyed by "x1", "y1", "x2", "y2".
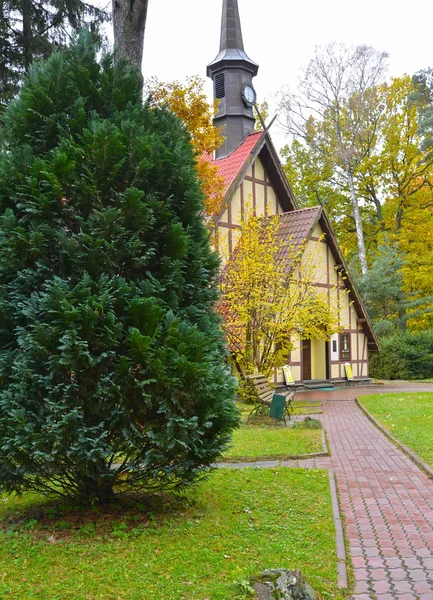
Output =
[{"x1": 340, "y1": 333, "x2": 351, "y2": 360}]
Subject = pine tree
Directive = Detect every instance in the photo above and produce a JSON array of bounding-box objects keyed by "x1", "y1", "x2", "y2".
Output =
[
  {"x1": 0, "y1": 33, "x2": 238, "y2": 504},
  {"x1": 0, "y1": 0, "x2": 109, "y2": 108},
  {"x1": 411, "y1": 68, "x2": 433, "y2": 152}
]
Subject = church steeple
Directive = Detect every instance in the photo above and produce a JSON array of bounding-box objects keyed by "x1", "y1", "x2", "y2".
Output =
[{"x1": 207, "y1": 0, "x2": 259, "y2": 159}]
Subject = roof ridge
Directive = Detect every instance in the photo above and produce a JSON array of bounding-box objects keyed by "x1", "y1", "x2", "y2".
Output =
[
  {"x1": 213, "y1": 131, "x2": 262, "y2": 164},
  {"x1": 280, "y1": 206, "x2": 321, "y2": 215}
]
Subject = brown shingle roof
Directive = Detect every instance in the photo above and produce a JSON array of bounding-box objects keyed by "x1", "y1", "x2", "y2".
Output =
[
  {"x1": 270, "y1": 206, "x2": 322, "y2": 272},
  {"x1": 276, "y1": 206, "x2": 322, "y2": 250}
]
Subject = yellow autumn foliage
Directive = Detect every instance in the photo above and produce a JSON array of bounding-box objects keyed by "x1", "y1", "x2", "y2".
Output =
[
  {"x1": 145, "y1": 76, "x2": 225, "y2": 222},
  {"x1": 219, "y1": 211, "x2": 341, "y2": 377}
]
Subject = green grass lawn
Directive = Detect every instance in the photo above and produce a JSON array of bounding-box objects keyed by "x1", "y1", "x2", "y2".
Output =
[
  {"x1": 236, "y1": 401, "x2": 321, "y2": 420},
  {"x1": 224, "y1": 402, "x2": 324, "y2": 461},
  {"x1": 291, "y1": 400, "x2": 322, "y2": 415},
  {"x1": 0, "y1": 469, "x2": 345, "y2": 600},
  {"x1": 360, "y1": 392, "x2": 433, "y2": 467},
  {"x1": 223, "y1": 427, "x2": 323, "y2": 460}
]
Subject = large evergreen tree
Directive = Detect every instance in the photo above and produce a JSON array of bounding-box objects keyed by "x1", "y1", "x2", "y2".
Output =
[
  {"x1": 411, "y1": 68, "x2": 433, "y2": 152},
  {"x1": 0, "y1": 0, "x2": 108, "y2": 108},
  {"x1": 0, "y1": 33, "x2": 238, "y2": 504}
]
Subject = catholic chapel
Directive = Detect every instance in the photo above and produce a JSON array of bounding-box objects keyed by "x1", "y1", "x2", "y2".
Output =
[{"x1": 207, "y1": 0, "x2": 379, "y2": 387}]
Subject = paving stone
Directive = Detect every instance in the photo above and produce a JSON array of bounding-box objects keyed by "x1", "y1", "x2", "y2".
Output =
[
  {"x1": 403, "y1": 557, "x2": 423, "y2": 570},
  {"x1": 367, "y1": 557, "x2": 386, "y2": 569},
  {"x1": 399, "y1": 546, "x2": 416, "y2": 558},
  {"x1": 409, "y1": 569, "x2": 428, "y2": 582},
  {"x1": 387, "y1": 568, "x2": 408, "y2": 582},
  {"x1": 392, "y1": 580, "x2": 415, "y2": 594},
  {"x1": 385, "y1": 557, "x2": 403, "y2": 569},
  {"x1": 422, "y1": 558, "x2": 433, "y2": 569},
  {"x1": 364, "y1": 546, "x2": 381, "y2": 557},
  {"x1": 414, "y1": 581, "x2": 433, "y2": 594},
  {"x1": 353, "y1": 568, "x2": 370, "y2": 581},
  {"x1": 353, "y1": 580, "x2": 370, "y2": 594},
  {"x1": 369, "y1": 568, "x2": 389, "y2": 581},
  {"x1": 352, "y1": 556, "x2": 367, "y2": 568},
  {"x1": 279, "y1": 395, "x2": 433, "y2": 598},
  {"x1": 372, "y1": 580, "x2": 391, "y2": 594}
]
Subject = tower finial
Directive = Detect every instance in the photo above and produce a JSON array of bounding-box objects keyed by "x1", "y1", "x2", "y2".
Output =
[
  {"x1": 220, "y1": 0, "x2": 244, "y2": 52},
  {"x1": 207, "y1": 0, "x2": 258, "y2": 78}
]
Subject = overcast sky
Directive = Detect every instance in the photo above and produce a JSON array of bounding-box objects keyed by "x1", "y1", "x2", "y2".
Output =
[{"x1": 99, "y1": 0, "x2": 433, "y2": 148}]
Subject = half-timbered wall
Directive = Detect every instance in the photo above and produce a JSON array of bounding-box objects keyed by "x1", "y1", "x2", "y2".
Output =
[
  {"x1": 215, "y1": 157, "x2": 370, "y2": 384},
  {"x1": 215, "y1": 157, "x2": 283, "y2": 265},
  {"x1": 275, "y1": 222, "x2": 369, "y2": 385}
]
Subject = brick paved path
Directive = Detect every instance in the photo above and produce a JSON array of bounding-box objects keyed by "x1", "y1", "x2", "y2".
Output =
[{"x1": 317, "y1": 399, "x2": 433, "y2": 600}]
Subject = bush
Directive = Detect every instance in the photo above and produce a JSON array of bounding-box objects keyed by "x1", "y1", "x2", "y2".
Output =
[
  {"x1": 370, "y1": 330, "x2": 433, "y2": 380},
  {"x1": 0, "y1": 34, "x2": 238, "y2": 504}
]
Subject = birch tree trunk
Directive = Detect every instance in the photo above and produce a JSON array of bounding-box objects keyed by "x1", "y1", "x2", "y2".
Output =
[
  {"x1": 347, "y1": 168, "x2": 368, "y2": 275},
  {"x1": 279, "y1": 44, "x2": 388, "y2": 276},
  {"x1": 112, "y1": 0, "x2": 149, "y2": 73}
]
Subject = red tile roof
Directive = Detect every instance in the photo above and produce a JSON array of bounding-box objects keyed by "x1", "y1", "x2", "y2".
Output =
[
  {"x1": 213, "y1": 131, "x2": 263, "y2": 194},
  {"x1": 276, "y1": 207, "x2": 322, "y2": 253},
  {"x1": 272, "y1": 206, "x2": 322, "y2": 272}
]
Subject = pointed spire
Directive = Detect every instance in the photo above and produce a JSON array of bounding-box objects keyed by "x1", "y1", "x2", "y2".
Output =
[
  {"x1": 207, "y1": 0, "x2": 259, "y2": 158},
  {"x1": 207, "y1": 0, "x2": 258, "y2": 77},
  {"x1": 220, "y1": 0, "x2": 244, "y2": 52}
]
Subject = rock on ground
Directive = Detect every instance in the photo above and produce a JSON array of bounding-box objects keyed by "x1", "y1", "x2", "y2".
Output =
[{"x1": 252, "y1": 569, "x2": 320, "y2": 600}]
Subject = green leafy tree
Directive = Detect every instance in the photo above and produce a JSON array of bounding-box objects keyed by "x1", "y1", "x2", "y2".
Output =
[
  {"x1": 281, "y1": 140, "x2": 358, "y2": 257},
  {"x1": 0, "y1": 34, "x2": 238, "y2": 504},
  {"x1": 356, "y1": 243, "x2": 433, "y2": 335},
  {"x1": 411, "y1": 68, "x2": 433, "y2": 152},
  {"x1": 0, "y1": 0, "x2": 108, "y2": 108},
  {"x1": 356, "y1": 244, "x2": 406, "y2": 335}
]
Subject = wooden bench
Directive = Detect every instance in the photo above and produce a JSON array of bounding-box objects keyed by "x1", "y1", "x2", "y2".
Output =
[{"x1": 245, "y1": 374, "x2": 294, "y2": 425}]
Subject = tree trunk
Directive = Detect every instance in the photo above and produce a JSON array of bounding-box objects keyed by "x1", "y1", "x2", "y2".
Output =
[
  {"x1": 366, "y1": 183, "x2": 385, "y2": 230},
  {"x1": 112, "y1": 0, "x2": 149, "y2": 74},
  {"x1": 395, "y1": 195, "x2": 405, "y2": 232},
  {"x1": 76, "y1": 464, "x2": 115, "y2": 504},
  {"x1": 347, "y1": 168, "x2": 369, "y2": 275},
  {"x1": 22, "y1": 0, "x2": 33, "y2": 71}
]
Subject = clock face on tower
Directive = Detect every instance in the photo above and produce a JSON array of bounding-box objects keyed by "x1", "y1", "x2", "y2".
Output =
[{"x1": 241, "y1": 84, "x2": 256, "y2": 107}]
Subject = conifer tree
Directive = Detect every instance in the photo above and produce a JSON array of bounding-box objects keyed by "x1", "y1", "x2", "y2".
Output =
[
  {"x1": 0, "y1": 33, "x2": 238, "y2": 504},
  {"x1": 411, "y1": 68, "x2": 433, "y2": 152},
  {"x1": 0, "y1": 0, "x2": 108, "y2": 108}
]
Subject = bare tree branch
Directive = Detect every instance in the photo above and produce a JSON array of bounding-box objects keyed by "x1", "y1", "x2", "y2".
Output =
[{"x1": 279, "y1": 43, "x2": 388, "y2": 274}]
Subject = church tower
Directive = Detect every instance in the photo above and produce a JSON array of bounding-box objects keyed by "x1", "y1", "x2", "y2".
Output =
[{"x1": 207, "y1": 0, "x2": 259, "y2": 159}]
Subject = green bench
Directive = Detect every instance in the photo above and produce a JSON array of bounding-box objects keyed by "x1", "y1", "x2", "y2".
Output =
[{"x1": 245, "y1": 374, "x2": 294, "y2": 425}]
